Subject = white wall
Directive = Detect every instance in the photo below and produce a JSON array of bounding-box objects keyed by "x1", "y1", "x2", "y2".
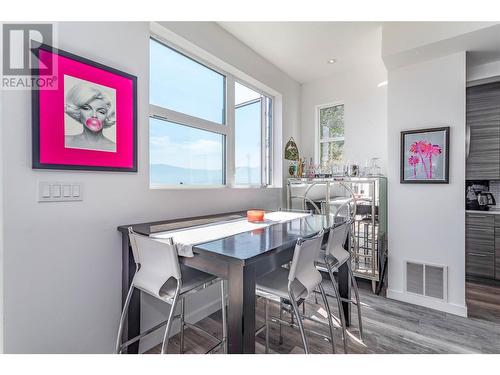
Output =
[
  {"x1": 467, "y1": 60, "x2": 500, "y2": 83},
  {"x1": 386, "y1": 52, "x2": 467, "y2": 316},
  {"x1": 0, "y1": 80, "x2": 4, "y2": 353},
  {"x1": 300, "y1": 58, "x2": 387, "y2": 173},
  {"x1": 0, "y1": 22, "x2": 300, "y2": 353},
  {"x1": 382, "y1": 22, "x2": 500, "y2": 71},
  {"x1": 382, "y1": 22, "x2": 497, "y2": 58}
]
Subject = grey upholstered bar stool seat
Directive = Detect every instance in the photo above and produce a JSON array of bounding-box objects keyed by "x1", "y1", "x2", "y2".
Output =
[
  {"x1": 256, "y1": 230, "x2": 338, "y2": 354},
  {"x1": 315, "y1": 220, "x2": 364, "y2": 353},
  {"x1": 116, "y1": 227, "x2": 227, "y2": 354}
]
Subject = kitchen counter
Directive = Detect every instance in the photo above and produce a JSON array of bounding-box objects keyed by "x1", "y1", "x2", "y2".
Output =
[{"x1": 466, "y1": 209, "x2": 500, "y2": 215}]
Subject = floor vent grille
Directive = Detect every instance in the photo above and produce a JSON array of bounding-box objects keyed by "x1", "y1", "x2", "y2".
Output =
[{"x1": 405, "y1": 261, "x2": 447, "y2": 301}]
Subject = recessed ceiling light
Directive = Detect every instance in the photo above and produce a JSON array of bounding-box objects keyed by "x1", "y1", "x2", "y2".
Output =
[{"x1": 327, "y1": 59, "x2": 336, "y2": 64}]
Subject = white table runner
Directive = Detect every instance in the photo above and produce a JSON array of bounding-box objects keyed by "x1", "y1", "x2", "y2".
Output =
[{"x1": 150, "y1": 211, "x2": 310, "y2": 257}]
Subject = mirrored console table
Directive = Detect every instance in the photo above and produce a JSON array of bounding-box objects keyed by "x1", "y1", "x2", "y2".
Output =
[{"x1": 286, "y1": 177, "x2": 388, "y2": 292}]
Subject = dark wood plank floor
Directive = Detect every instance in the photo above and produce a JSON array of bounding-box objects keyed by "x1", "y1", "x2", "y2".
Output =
[{"x1": 147, "y1": 278, "x2": 500, "y2": 354}]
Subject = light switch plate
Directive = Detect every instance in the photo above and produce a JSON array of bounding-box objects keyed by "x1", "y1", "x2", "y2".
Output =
[
  {"x1": 72, "y1": 184, "x2": 80, "y2": 197},
  {"x1": 38, "y1": 182, "x2": 83, "y2": 202},
  {"x1": 52, "y1": 184, "x2": 61, "y2": 198},
  {"x1": 62, "y1": 184, "x2": 71, "y2": 197},
  {"x1": 41, "y1": 184, "x2": 51, "y2": 198}
]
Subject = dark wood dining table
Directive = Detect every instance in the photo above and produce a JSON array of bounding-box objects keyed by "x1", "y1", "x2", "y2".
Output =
[{"x1": 117, "y1": 211, "x2": 351, "y2": 354}]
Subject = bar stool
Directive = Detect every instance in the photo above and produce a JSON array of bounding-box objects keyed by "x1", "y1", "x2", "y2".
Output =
[
  {"x1": 255, "y1": 230, "x2": 337, "y2": 354},
  {"x1": 116, "y1": 227, "x2": 227, "y2": 354},
  {"x1": 316, "y1": 220, "x2": 364, "y2": 352}
]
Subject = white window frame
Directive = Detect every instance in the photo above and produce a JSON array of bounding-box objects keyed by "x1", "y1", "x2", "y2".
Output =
[
  {"x1": 315, "y1": 101, "x2": 345, "y2": 165},
  {"x1": 233, "y1": 84, "x2": 273, "y2": 187},
  {"x1": 149, "y1": 23, "x2": 277, "y2": 189}
]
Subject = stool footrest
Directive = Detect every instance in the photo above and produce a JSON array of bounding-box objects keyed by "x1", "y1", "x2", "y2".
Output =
[
  {"x1": 280, "y1": 303, "x2": 343, "y2": 328},
  {"x1": 255, "y1": 324, "x2": 267, "y2": 336},
  {"x1": 270, "y1": 316, "x2": 332, "y2": 343},
  {"x1": 120, "y1": 318, "x2": 169, "y2": 351},
  {"x1": 120, "y1": 317, "x2": 224, "y2": 353},
  {"x1": 184, "y1": 321, "x2": 223, "y2": 345}
]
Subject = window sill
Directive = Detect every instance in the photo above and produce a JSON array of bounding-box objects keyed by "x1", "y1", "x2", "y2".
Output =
[
  {"x1": 150, "y1": 184, "x2": 225, "y2": 190},
  {"x1": 149, "y1": 184, "x2": 281, "y2": 190}
]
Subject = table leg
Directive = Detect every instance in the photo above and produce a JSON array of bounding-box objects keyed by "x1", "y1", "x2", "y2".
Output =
[
  {"x1": 227, "y1": 262, "x2": 256, "y2": 353},
  {"x1": 339, "y1": 232, "x2": 351, "y2": 326},
  {"x1": 121, "y1": 233, "x2": 140, "y2": 354},
  {"x1": 337, "y1": 262, "x2": 351, "y2": 327}
]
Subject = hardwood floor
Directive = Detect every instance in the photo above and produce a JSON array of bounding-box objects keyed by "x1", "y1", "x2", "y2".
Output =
[
  {"x1": 147, "y1": 277, "x2": 500, "y2": 354},
  {"x1": 466, "y1": 278, "x2": 500, "y2": 323}
]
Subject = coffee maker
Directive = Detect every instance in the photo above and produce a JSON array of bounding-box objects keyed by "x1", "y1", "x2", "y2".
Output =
[
  {"x1": 477, "y1": 192, "x2": 496, "y2": 209},
  {"x1": 466, "y1": 180, "x2": 496, "y2": 211}
]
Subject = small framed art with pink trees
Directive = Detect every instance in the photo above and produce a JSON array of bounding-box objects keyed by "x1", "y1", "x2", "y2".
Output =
[{"x1": 400, "y1": 127, "x2": 450, "y2": 183}]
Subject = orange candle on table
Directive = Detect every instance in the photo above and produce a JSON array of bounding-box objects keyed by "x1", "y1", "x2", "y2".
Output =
[{"x1": 247, "y1": 210, "x2": 265, "y2": 222}]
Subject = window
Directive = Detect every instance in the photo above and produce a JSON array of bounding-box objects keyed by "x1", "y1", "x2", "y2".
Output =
[
  {"x1": 150, "y1": 39, "x2": 225, "y2": 124},
  {"x1": 318, "y1": 103, "x2": 344, "y2": 165},
  {"x1": 149, "y1": 36, "x2": 274, "y2": 188},
  {"x1": 234, "y1": 82, "x2": 272, "y2": 185},
  {"x1": 150, "y1": 118, "x2": 224, "y2": 185}
]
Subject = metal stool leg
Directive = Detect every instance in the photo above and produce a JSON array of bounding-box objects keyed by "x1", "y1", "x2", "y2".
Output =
[
  {"x1": 220, "y1": 280, "x2": 228, "y2": 353},
  {"x1": 161, "y1": 285, "x2": 181, "y2": 354},
  {"x1": 278, "y1": 298, "x2": 284, "y2": 345},
  {"x1": 289, "y1": 290, "x2": 309, "y2": 354},
  {"x1": 264, "y1": 298, "x2": 269, "y2": 354},
  {"x1": 327, "y1": 266, "x2": 348, "y2": 354},
  {"x1": 115, "y1": 284, "x2": 134, "y2": 354},
  {"x1": 348, "y1": 266, "x2": 364, "y2": 341},
  {"x1": 179, "y1": 297, "x2": 185, "y2": 354},
  {"x1": 318, "y1": 283, "x2": 336, "y2": 354}
]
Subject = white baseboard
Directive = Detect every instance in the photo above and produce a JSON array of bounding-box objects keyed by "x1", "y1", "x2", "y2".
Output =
[
  {"x1": 138, "y1": 298, "x2": 223, "y2": 353},
  {"x1": 387, "y1": 289, "x2": 468, "y2": 317}
]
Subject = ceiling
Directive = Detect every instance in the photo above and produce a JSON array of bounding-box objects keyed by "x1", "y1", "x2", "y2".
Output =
[{"x1": 218, "y1": 22, "x2": 382, "y2": 84}]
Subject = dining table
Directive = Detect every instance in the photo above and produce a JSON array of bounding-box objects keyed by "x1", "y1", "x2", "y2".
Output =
[{"x1": 117, "y1": 210, "x2": 351, "y2": 354}]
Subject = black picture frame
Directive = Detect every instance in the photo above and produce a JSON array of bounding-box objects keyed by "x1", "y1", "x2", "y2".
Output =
[
  {"x1": 32, "y1": 43, "x2": 137, "y2": 172},
  {"x1": 400, "y1": 126, "x2": 450, "y2": 184}
]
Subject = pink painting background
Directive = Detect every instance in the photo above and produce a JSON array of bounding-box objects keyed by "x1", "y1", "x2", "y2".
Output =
[{"x1": 38, "y1": 49, "x2": 134, "y2": 168}]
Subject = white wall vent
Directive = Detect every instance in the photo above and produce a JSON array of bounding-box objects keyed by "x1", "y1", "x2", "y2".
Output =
[{"x1": 405, "y1": 261, "x2": 447, "y2": 301}]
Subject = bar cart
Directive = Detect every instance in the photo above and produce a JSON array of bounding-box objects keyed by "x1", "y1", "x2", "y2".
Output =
[{"x1": 286, "y1": 177, "x2": 388, "y2": 293}]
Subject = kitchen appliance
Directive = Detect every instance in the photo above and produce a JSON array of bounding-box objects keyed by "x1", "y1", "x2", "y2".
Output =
[
  {"x1": 466, "y1": 180, "x2": 496, "y2": 211},
  {"x1": 477, "y1": 192, "x2": 496, "y2": 209}
]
